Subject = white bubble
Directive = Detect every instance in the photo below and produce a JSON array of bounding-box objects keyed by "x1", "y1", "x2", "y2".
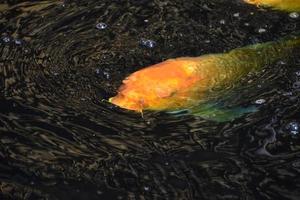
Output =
[
  {"x1": 255, "y1": 99, "x2": 266, "y2": 104},
  {"x1": 103, "y1": 71, "x2": 110, "y2": 79},
  {"x1": 283, "y1": 92, "x2": 293, "y2": 96},
  {"x1": 292, "y1": 81, "x2": 300, "y2": 89},
  {"x1": 2, "y1": 36, "x2": 10, "y2": 43},
  {"x1": 233, "y1": 13, "x2": 240, "y2": 17},
  {"x1": 96, "y1": 22, "x2": 108, "y2": 30},
  {"x1": 258, "y1": 28, "x2": 267, "y2": 33},
  {"x1": 219, "y1": 19, "x2": 226, "y2": 24},
  {"x1": 289, "y1": 12, "x2": 299, "y2": 19},
  {"x1": 286, "y1": 122, "x2": 299, "y2": 135},
  {"x1": 14, "y1": 39, "x2": 22, "y2": 45},
  {"x1": 278, "y1": 60, "x2": 286, "y2": 65},
  {"x1": 95, "y1": 68, "x2": 101, "y2": 74},
  {"x1": 140, "y1": 39, "x2": 156, "y2": 48}
]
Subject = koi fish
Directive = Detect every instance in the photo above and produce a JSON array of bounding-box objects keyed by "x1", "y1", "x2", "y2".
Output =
[
  {"x1": 244, "y1": 0, "x2": 300, "y2": 12},
  {"x1": 109, "y1": 35, "x2": 300, "y2": 121}
]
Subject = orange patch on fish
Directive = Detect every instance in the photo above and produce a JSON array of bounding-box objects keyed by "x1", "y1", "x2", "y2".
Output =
[{"x1": 110, "y1": 58, "x2": 205, "y2": 111}]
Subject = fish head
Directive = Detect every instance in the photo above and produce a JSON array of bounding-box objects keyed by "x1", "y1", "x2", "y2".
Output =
[{"x1": 109, "y1": 58, "x2": 203, "y2": 111}]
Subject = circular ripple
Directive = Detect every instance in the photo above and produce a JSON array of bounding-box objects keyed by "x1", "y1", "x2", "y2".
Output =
[{"x1": 0, "y1": 0, "x2": 300, "y2": 199}]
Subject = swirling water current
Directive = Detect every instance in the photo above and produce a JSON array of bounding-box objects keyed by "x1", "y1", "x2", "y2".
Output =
[{"x1": 0, "y1": 0, "x2": 300, "y2": 199}]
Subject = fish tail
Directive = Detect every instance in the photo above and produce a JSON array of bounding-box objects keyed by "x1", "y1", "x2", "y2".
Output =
[
  {"x1": 215, "y1": 33, "x2": 300, "y2": 85},
  {"x1": 268, "y1": 33, "x2": 300, "y2": 61},
  {"x1": 244, "y1": 0, "x2": 300, "y2": 12},
  {"x1": 279, "y1": 32, "x2": 300, "y2": 48}
]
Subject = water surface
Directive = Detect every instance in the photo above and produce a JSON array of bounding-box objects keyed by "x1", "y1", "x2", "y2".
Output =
[{"x1": 0, "y1": 0, "x2": 300, "y2": 199}]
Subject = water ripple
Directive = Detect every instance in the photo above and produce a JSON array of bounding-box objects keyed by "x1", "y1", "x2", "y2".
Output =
[{"x1": 0, "y1": 0, "x2": 300, "y2": 199}]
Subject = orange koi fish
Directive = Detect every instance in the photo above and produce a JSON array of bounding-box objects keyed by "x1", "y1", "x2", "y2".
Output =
[
  {"x1": 244, "y1": 0, "x2": 300, "y2": 12},
  {"x1": 109, "y1": 36, "x2": 300, "y2": 121}
]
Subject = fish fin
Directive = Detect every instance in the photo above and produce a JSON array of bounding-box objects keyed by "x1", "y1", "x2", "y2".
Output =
[
  {"x1": 189, "y1": 103, "x2": 258, "y2": 122},
  {"x1": 166, "y1": 109, "x2": 189, "y2": 115},
  {"x1": 140, "y1": 110, "x2": 144, "y2": 119}
]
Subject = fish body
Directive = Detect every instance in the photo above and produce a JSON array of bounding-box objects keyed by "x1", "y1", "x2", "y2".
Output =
[
  {"x1": 109, "y1": 36, "x2": 300, "y2": 112},
  {"x1": 244, "y1": 0, "x2": 300, "y2": 12}
]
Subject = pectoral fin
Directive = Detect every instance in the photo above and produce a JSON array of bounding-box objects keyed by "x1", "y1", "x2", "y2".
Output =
[
  {"x1": 190, "y1": 103, "x2": 258, "y2": 122},
  {"x1": 167, "y1": 103, "x2": 258, "y2": 122}
]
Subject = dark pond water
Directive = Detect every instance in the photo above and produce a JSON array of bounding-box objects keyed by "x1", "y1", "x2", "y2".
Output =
[{"x1": 0, "y1": 0, "x2": 300, "y2": 199}]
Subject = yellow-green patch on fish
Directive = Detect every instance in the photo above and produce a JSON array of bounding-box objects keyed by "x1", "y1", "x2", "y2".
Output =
[{"x1": 244, "y1": 0, "x2": 300, "y2": 12}]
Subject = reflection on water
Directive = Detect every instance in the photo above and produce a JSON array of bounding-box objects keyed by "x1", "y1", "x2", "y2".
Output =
[{"x1": 0, "y1": 0, "x2": 300, "y2": 199}]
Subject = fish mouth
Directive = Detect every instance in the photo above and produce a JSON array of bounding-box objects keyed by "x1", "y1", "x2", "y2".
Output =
[{"x1": 109, "y1": 96, "x2": 143, "y2": 111}]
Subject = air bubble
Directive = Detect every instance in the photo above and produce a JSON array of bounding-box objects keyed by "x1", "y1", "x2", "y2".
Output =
[
  {"x1": 219, "y1": 19, "x2": 226, "y2": 24},
  {"x1": 292, "y1": 81, "x2": 300, "y2": 89},
  {"x1": 2, "y1": 36, "x2": 10, "y2": 43},
  {"x1": 255, "y1": 99, "x2": 266, "y2": 105},
  {"x1": 278, "y1": 60, "x2": 286, "y2": 65},
  {"x1": 140, "y1": 39, "x2": 156, "y2": 48},
  {"x1": 233, "y1": 13, "x2": 240, "y2": 17},
  {"x1": 258, "y1": 28, "x2": 267, "y2": 33},
  {"x1": 14, "y1": 39, "x2": 22, "y2": 45},
  {"x1": 289, "y1": 12, "x2": 299, "y2": 19},
  {"x1": 96, "y1": 22, "x2": 108, "y2": 30},
  {"x1": 286, "y1": 122, "x2": 299, "y2": 135},
  {"x1": 283, "y1": 91, "x2": 293, "y2": 96},
  {"x1": 95, "y1": 68, "x2": 110, "y2": 79},
  {"x1": 103, "y1": 71, "x2": 110, "y2": 79},
  {"x1": 144, "y1": 186, "x2": 150, "y2": 191},
  {"x1": 95, "y1": 68, "x2": 101, "y2": 74}
]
